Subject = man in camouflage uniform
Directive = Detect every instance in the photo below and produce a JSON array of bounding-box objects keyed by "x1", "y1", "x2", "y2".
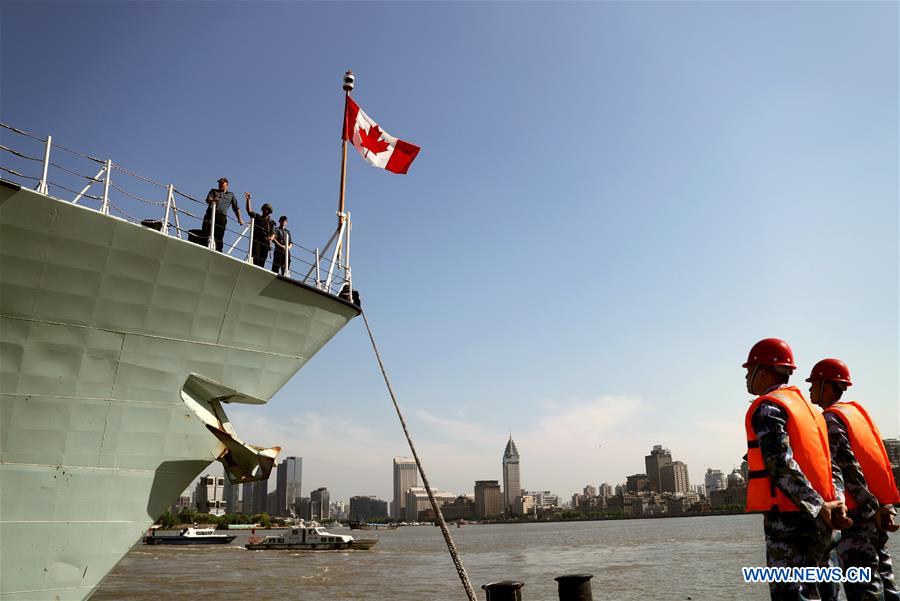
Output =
[
  {"x1": 743, "y1": 338, "x2": 851, "y2": 601},
  {"x1": 755, "y1": 408, "x2": 846, "y2": 601},
  {"x1": 808, "y1": 358, "x2": 900, "y2": 601}
]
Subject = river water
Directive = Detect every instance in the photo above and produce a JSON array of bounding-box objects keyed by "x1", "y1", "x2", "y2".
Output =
[{"x1": 92, "y1": 514, "x2": 900, "y2": 600}]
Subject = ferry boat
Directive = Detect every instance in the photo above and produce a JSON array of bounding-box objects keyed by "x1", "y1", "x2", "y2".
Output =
[
  {"x1": 0, "y1": 123, "x2": 360, "y2": 600},
  {"x1": 245, "y1": 522, "x2": 378, "y2": 551},
  {"x1": 143, "y1": 527, "x2": 237, "y2": 545}
]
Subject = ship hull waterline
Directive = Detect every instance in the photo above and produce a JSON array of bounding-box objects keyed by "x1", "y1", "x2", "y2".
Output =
[{"x1": 142, "y1": 536, "x2": 237, "y2": 545}]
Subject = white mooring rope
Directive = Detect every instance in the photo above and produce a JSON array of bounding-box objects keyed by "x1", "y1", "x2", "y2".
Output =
[{"x1": 361, "y1": 310, "x2": 478, "y2": 601}]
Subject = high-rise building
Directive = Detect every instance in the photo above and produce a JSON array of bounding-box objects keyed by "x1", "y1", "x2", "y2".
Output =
[
  {"x1": 194, "y1": 475, "x2": 225, "y2": 516},
  {"x1": 884, "y1": 438, "x2": 900, "y2": 467},
  {"x1": 275, "y1": 456, "x2": 302, "y2": 518},
  {"x1": 310, "y1": 487, "x2": 330, "y2": 520},
  {"x1": 295, "y1": 497, "x2": 311, "y2": 520},
  {"x1": 223, "y1": 478, "x2": 239, "y2": 514},
  {"x1": 249, "y1": 478, "x2": 269, "y2": 515},
  {"x1": 241, "y1": 483, "x2": 252, "y2": 514},
  {"x1": 583, "y1": 484, "x2": 597, "y2": 498},
  {"x1": 393, "y1": 457, "x2": 418, "y2": 520},
  {"x1": 704, "y1": 469, "x2": 726, "y2": 495},
  {"x1": 474, "y1": 480, "x2": 503, "y2": 518},
  {"x1": 502, "y1": 437, "x2": 521, "y2": 513},
  {"x1": 349, "y1": 496, "x2": 389, "y2": 522},
  {"x1": 645, "y1": 445, "x2": 672, "y2": 492},
  {"x1": 597, "y1": 483, "x2": 613, "y2": 498},
  {"x1": 660, "y1": 461, "x2": 690, "y2": 494}
]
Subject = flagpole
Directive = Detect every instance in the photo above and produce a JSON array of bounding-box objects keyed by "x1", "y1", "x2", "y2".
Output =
[
  {"x1": 338, "y1": 70, "x2": 354, "y2": 226},
  {"x1": 339, "y1": 138, "x2": 348, "y2": 220}
]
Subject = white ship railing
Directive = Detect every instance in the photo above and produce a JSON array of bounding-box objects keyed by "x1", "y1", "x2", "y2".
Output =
[{"x1": 0, "y1": 123, "x2": 355, "y2": 301}]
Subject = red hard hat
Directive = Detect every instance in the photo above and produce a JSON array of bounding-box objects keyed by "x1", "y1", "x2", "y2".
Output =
[
  {"x1": 742, "y1": 338, "x2": 797, "y2": 370},
  {"x1": 806, "y1": 358, "x2": 852, "y2": 386}
]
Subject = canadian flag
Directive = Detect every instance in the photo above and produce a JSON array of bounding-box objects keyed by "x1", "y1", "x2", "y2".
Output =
[{"x1": 342, "y1": 96, "x2": 420, "y2": 174}]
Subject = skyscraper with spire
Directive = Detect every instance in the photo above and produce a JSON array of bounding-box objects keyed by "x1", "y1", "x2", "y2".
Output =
[{"x1": 502, "y1": 437, "x2": 521, "y2": 514}]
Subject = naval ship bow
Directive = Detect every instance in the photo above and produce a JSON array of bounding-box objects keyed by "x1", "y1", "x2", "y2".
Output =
[{"x1": 0, "y1": 122, "x2": 360, "y2": 601}]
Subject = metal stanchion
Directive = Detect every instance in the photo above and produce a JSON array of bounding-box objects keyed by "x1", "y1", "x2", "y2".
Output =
[{"x1": 555, "y1": 574, "x2": 593, "y2": 601}]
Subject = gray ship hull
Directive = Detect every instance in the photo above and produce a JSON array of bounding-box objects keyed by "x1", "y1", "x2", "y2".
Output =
[{"x1": 0, "y1": 180, "x2": 359, "y2": 600}]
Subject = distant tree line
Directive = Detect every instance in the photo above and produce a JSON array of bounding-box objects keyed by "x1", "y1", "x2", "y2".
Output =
[{"x1": 155, "y1": 509, "x2": 274, "y2": 529}]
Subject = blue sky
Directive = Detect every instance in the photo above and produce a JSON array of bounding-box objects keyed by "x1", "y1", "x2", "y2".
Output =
[{"x1": 2, "y1": 1, "x2": 897, "y2": 503}]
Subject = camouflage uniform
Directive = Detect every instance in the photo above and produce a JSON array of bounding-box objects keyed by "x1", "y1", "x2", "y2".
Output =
[
  {"x1": 819, "y1": 549, "x2": 842, "y2": 601},
  {"x1": 752, "y1": 388, "x2": 845, "y2": 601},
  {"x1": 825, "y1": 411, "x2": 900, "y2": 601}
]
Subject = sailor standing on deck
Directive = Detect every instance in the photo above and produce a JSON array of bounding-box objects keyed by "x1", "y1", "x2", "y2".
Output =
[
  {"x1": 808, "y1": 358, "x2": 900, "y2": 601},
  {"x1": 244, "y1": 192, "x2": 275, "y2": 268},
  {"x1": 743, "y1": 338, "x2": 852, "y2": 600},
  {"x1": 272, "y1": 215, "x2": 292, "y2": 276},
  {"x1": 203, "y1": 177, "x2": 244, "y2": 252}
]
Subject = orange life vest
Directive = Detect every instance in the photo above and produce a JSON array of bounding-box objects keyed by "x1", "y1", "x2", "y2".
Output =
[
  {"x1": 823, "y1": 401, "x2": 900, "y2": 508},
  {"x1": 745, "y1": 386, "x2": 836, "y2": 512}
]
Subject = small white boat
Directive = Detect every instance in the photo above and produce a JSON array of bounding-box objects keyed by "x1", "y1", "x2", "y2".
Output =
[
  {"x1": 144, "y1": 527, "x2": 237, "y2": 545},
  {"x1": 245, "y1": 521, "x2": 377, "y2": 551}
]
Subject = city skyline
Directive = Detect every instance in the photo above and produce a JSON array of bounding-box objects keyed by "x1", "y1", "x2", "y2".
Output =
[
  {"x1": 197, "y1": 437, "x2": 752, "y2": 504},
  {"x1": 210, "y1": 401, "x2": 900, "y2": 504},
  {"x1": 199, "y1": 436, "x2": 735, "y2": 508},
  {"x1": 185, "y1": 435, "x2": 900, "y2": 515}
]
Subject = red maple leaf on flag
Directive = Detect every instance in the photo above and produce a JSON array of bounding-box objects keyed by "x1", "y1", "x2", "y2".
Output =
[{"x1": 357, "y1": 124, "x2": 391, "y2": 156}]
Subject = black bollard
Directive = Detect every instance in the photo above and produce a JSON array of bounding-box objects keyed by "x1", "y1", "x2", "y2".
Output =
[
  {"x1": 554, "y1": 574, "x2": 593, "y2": 601},
  {"x1": 481, "y1": 580, "x2": 525, "y2": 601}
]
